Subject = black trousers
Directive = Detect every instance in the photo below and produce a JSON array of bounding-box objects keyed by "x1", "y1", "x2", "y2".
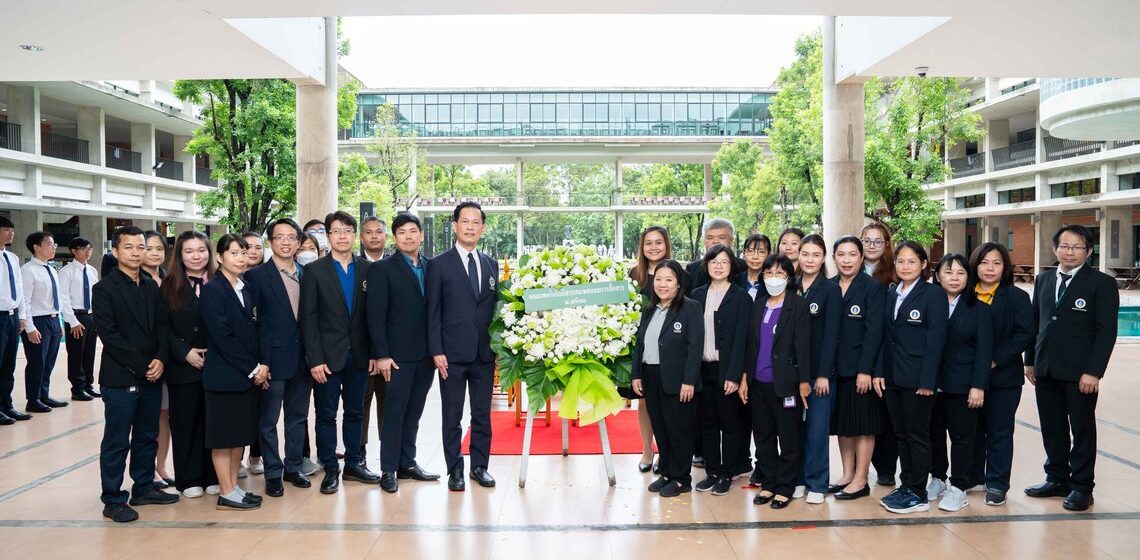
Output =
[
  {"x1": 737, "y1": 397, "x2": 754, "y2": 474},
  {"x1": 64, "y1": 311, "x2": 97, "y2": 392},
  {"x1": 166, "y1": 381, "x2": 218, "y2": 491},
  {"x1": 750, "y1": 379, "x2": 802, "y2": 497},
  {"x1": 440, "y1": 359, "x2": 493, "y2": 471},
  {"x1": 929, "y1": 392, "x2": 978, "y2": 490},
  {"x1": 872, "y1": 399, "x2": 899, "y2": 480},
  {"x1": 100, "y1": 382, "x2": 162, "y2": 505},
  {"x1": 0, "y1": 313, "x2": 19, "y2": 410},
  {"x1": 969, "y1": 385, "x2": 1021, "y2": 492},
  {"x1": 884, "y1": 388, "x2": 935, "y2": 500},
  {"x1": 360, "y1": 373, "x2": 388, "y2": 455},
  {"x1": 642, "y1": 364, "x2": 697, "y2": 485},
  {"x1": 1036, "y1": 376, "x2": 1098, "y2": 493},
  {"x1": 380, "y1": 358, "x2": 435, "y2": 472},
  {"x1": 698, "y1": 361, "x2": 743, "y2": 478},
  {"x1": 259, "y1": 372, "x2": 312, "y2": 479},
  {"x1": 22, "y1": 315, "x2": 62, "y2": 402}
]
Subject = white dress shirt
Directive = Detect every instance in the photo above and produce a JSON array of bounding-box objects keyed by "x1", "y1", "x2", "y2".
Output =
[
  {"x1": 21, "y1": 258, "x2": 61, "y2": 333},
  {"x1": 58, "y1": 259, "x2": 99, "y2": 325},
  {"x1": 0, "y1": 249, "x2": 24, "y2": 314},
  {"x1": 1055, "y1": 263, "x2": 1083, "y2": 301},
  {"x1": 454, "y1": 243, "x2": 482, "y2": 295},
  {"x1": 893, "y1": 279, "x2": 918, "y2": 320},
  {"x1": 233, "y1": 277, "x2": 246, "y2": 307},
  {"x1": 948, "y1": 294, "x2": 961, "y2": 318}
]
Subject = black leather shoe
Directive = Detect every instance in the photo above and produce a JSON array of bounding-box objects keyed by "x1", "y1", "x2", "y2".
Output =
[
  {"x1": 343, "y1": 464, "x2": 381, "y2": 484},
  {"x1": 876, "y1": 476, "x2": 896, "y2": 487},
  {"x1": 835, "y1": 485, "x2": 870, "y2": 500},
  {"x1": 128, "y1": 489, "x2": 180, "y2": 506},
  {"x1": 3, "y1": 408, "x2": 31, "y2": 421},
  {"x1": 380, "y1": 472, "x2": 399, "y2": 493},
  {"x1": 43, "y1": 397, "x2": 69, "y2": 408},
  {"x1": 102, "y1": 503, "x2": 139, "y2": 523},
  {"x1": 659, "y1": 481, "x2": 692, "y2": 498},
  {"x1": 397, "y1": 464, "x2": 440, "y2": 481},
  {"x1": 320, "y1": 471, "x2": 340, "y2": 494},
  {"x1": 469, "y1": 466, "x2": 496, "y2": 488},
  {"x1": 638, "y1": 462, "x2": 652, "y2": 473},
  {"x1": 26, "y1": 400, "x2": 51, "y2": 413},
  {"x1": 283, "y1": 472, "x2": 311, "y2": 488},
  {"x1": 0, "y1": 411, "x2": 13, "y2": 425},
  {"x1": 753, "y1": 491, "x2": 775, "y2": 505},
  {"x1": 647, "y1": 476, "x2": 669, "y2": 493},
  {"x1": 265, "y1": 477, "x2": 284, "y2": 497},
  {"x1": 827, "y1": 483, "x2": 849, "y2": 494},
  {"x1": 86, "y1": 387, "x2": 102, "y2": 398},
  {"x1": 1063, "y1": 490, "x2": 1094, "y2": 511},
  {"x1": 448, "y1": 464, "x2": 465, "y2": 492},
  {"x1": 244, "y1": 492, "x2": 263, "y2": 504},
  {"x1": 1024, "y1": 480, "x2": 1071, "y2": 498},
  {"x1": 71, "y1": 391, "x2": 94, "y2": 402},
  {"x1": 770, "y1": 496, "x2": 792, "y2": 509},
  {"x1": 216, "y1": 495, "x2": 260, "y2": 510}
]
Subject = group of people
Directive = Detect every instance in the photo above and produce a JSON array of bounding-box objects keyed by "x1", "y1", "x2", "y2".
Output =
[{"x1": 626, "y1": 218, "x2": 1117, "y2": 515}]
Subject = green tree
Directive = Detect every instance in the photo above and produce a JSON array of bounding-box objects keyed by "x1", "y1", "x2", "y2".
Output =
[
  {"x1": 711, "y1": 138, "x2": 768, "y2": 234},
  {"x1": 364, "y1": 104, "x2": 428, "y2": 212}
]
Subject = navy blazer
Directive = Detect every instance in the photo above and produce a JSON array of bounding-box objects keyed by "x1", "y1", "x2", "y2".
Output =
[
  {"x1": 426, "y1": 247, "x2": 498, "y2": 363},
  {"x1": 93, "y1": 268, "x2": 170, "y2": 387},
  {"x1": 937, "y1": 297, "x2": 993, "y2": 394},
  {"x1": 690, "y1": 283, "x2": 750, "y2": 384},
  {"x1": 1026, "y1": 265, "x2": 1119, "y2": 381},
  {"x1": 831, "y1": 272, "x2": 885, "y2": 379},
  {"x1": 744, "y1": 292, "x2": 812, "y2": 398},
  {"x1": 883, "y1": 280, "x2": 949, "y2": 390},
  {"x1": 631, "y1": 298, "x2": 705, "y2": 394},
  {"x1": 985, "y1": 285, "x2": 1033, "y2": 388},
  {"x1": 200, "y1": 273, "x2": 260, "y2": 393},
  {"x1": 800, "y1": 275, "x2": 841, "y2": 381},
  {"x1": 165, "y1": 285, "x2": 208, "y2": 386},
  {"x1": 368, "y1": 253, "x2": 431, "y2": 362},
  {"x1": 245, "y1": 260, "x2": 304, "y2": 381},
  {"x1": 299, "y1": 255, "x2": 372, "y2": 372}
]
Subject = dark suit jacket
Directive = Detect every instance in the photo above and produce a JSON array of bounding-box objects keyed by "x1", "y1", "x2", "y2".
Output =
[
  {"x1": 246, "y1": 260, "x2": 304, "y2": 381},
  {"x1": 689, "y1": 283, "x2": 750, "y2": 384},
  {"x1": 200, "y1": 273, "x2": 260, "y2": 393},
  {"x1": 1026, "y1": 265, "x2": 1119, "y2": 381},
  {"x1": 987, "y1": 285, "x2": 1034, "y2": 388},
  {"x1": 937, "y1": 298, "x2": 993, "y2": 394},
  {"x1": 883, "y1": 280, "x2": 949, "y2": 390},
  {"x1": 831, "y1": 273, "x2": 885, "y2": 378},
  {"x1": 165, "y1": 285, "x2": 208, "y2": 386},
  {"x1": 631, "y1": 297, "x2": 704, "y2": 394},
  {"x1": 299, "y1": 255, "x2": 372, "y2": 372},
  {"x1": 93, "y1": 268, "x2": 170, "y2": 387},
  {"x1": 801, "y1": 276, "x2": 841, "y2": 381},
  {"x1": 426, "y1": 247, "x2": 498, "y2": 363},
  {"x1": 368, "y1": 253, "x2": 431, "y2": 362},
  {"x1": 743, "y1": 292, "x2": 812, "y2": 398}
]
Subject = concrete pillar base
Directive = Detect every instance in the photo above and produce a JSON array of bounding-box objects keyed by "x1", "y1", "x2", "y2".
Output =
[{"x1": 1035, "y1": 212, "x2": 1062, "y2": 273}]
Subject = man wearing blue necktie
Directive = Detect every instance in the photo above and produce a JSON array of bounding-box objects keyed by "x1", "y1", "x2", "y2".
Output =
[
  {"x1": 60, "y1": 237, "x2": 101, "y2": 401},
  {"x1": 0, "y1": 216, "x2": 27, "y2": 425},
  {"x1": 19, "y1": 231, "x2": 68, "y2": 413}
]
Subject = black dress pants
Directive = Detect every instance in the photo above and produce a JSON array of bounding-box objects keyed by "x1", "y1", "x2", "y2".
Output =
[
  {"x1": 167, "y1": 381, "x2": 218, "y2": 491},
  {"x1": 872, "y1": 399, "x2": 899, "y2": 480},
  {"x1": 361, "y1": 373, "x2": 388, "y2": 455},
  {"x1": 750, "y1": 379, "x2": 802, "y2": 498},
  {"x1": 1035, "y1": 375, "x2": 1098, "y2": 493},
  {"x1": 64, "y1": 311, "x2": 97, "y2": 392},
  {"x1": 439, "y1": 359, "x2": 493, "y2": 471},
  {"x1": 698, "y1": 361, "x2": 742, "y2": 478},
  {"x1": 642, "y1": 365, "x2": 696, "y2": 486},
  {"x1": 969, "y1": 385, "x2": 1021, "y2": 492},
  {"x1": 929, "y1": 392, "x2": 978, "y2": 490},
  {"x1": 884, "y1": 388, "x2": 934, "y2": 500}
]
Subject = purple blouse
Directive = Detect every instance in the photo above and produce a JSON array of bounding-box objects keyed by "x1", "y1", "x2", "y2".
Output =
[{"x1": 753, "y1": 302, "x2": 783, "y2": 382}]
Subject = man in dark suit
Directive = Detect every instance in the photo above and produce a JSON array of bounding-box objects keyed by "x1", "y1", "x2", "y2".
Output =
[
  {"x1": 93, "y1": 226, "x2": 179, "y2": 523},
  {"x1": 368, "y1": 213, "x2": 439, "y2": 493},
  {"x1": 427, "y1": 202, "x2": 499, "y2": 491},
  {"x1": 299, "y1": 211, "x2": 381, "y2": 494},
  {"x1": 246, "y1": 218, "x2": 313, "y2": 497},
  {"x1": 1024, "y1": 224, "x2": 1119, "y2": 511}
]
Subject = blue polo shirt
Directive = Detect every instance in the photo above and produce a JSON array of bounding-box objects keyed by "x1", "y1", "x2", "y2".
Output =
[{"x1": 335, "y1": 258, "x2": 355, "y2": 314}]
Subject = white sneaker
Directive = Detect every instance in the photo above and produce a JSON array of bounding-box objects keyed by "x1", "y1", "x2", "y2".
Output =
[
  {"x1": 792, "y1": 485, "x2": 806, "y2": 499},
  {"x1": 182, "y1": 486, "x2": 204, "y2": 499},
  {"x1": 939, "y1": 485, "x2": 969, "y2": 512},
  {"x1": 926, "y1": 478, "x2": 948, "y2": 502},
  {"x1": 205, "y1": 485, "x2": 221, "y2": 496},
  {"x1": 238, "y1": 465, "x2": 250, "y2": 479},
  {"x1": 964, "y1": 484, "x2": 985, "y2": 493},
  {"x1": 805, "y1": 491, "x2": 825, "y2": 504},
  {"x1": 302, "y1": 458, "x2": 321, "y2": 476},
  {"x1": 249, "y1": 461, "x2": 264, "y2": 475}
]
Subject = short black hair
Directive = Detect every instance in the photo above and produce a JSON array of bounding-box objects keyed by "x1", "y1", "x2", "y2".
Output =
[
  {"x1": 241, "y1": 230, "x2": 262, "y2": 240},
  {"x1": 800, "y1": 233, "x2": 827, "y2": 256},
  {"x1": 324, "y1": 210, "x2": 357, "y2": 232},
  {"x1": 361, "y1": 216, "x2": 387, "y2": 230},
  {"x1": 391, "y1": 212, "x2": 423, "y2": 233},
  {"x1": 777, "y1": 227, "x2": 806, "y2": 246},
  {"x1": 453, "y1": 201, "x2": 485, "y2": 223},
  {"x1": 68, "y1": 236, "x2": 92, "y2": 252},
  {"x1": 0, "y1": 216, "x2": 13, "y2": 229},
  {"x1": 215, "y1": 233, "x2": 250, "y2": 255},
  {"x1": 143, "y1": 230, "x2": 165, "y2": 245},
  {"x1": 266, "y1": 218, "x2": 302, "y2": 239},
  {"x1": 701, "y1": 244, "x2": 742, "y2": 279},
  {"x1": 760, "y1": 254, "x2": 796, "y2": 291},
  {"x1": 303, "y1": 219, "x2": 325, "y2": 231},
  {"x1": 110, "y1": 226, "x2": 145, "y2": 249},
  {"x1": 933, "y1": 253, "x2": 977, "y2": 304},
  {"x1": 25, "y1": 231, "x2": 53, "y2": 253},
  {"x1": 743, "y1": 233, "x2": 771, "y2": 254},
  {"x1": 894, "y1": 240, "x2": 931, "y2": 280},
  {"x1": 1052, "y1": 224, "x2": 1095, "y2": 250},
  {"x1": 649, "y1": 259, "x2": 688, "y2": 313},
  {"x1": 969, "y1": 242, "x2": 1014, "y2": 287},
  {"x1": 832, "y1": 235, "x2": 864, "y2": 256}
]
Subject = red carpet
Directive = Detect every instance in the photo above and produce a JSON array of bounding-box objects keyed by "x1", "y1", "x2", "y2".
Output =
[{"x1": 461, "y1": 409, "x2": 645, "y2": 455}]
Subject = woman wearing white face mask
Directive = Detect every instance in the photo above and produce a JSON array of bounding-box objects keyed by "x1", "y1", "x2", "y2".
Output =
[
  {"x1": 738, "y1": 254, "x2": 811, "y2": 509},
  {"x1": 296, "y1": 234, "x2": 321, "y2": 267}
]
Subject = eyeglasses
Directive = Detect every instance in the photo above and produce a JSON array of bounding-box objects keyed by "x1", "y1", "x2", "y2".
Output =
[
  {"x1": 743, "y1": 249, "x2": 768, "y2": 256},
  {"x1": 272, "y1": 235, "x2": 299, "y2": 243},
  {"x1": 1056, "y1": 244, "x2": 1087, "y2": 253},
  {"x1": 861, "y1": 238, "x2": 886, "y2": 248},
  {"x1": 328, "y1": 228, "x2": 355, "y2": 237},
  {"x1": 895, "y1": 259, "x2": 921, "y2": 267}
]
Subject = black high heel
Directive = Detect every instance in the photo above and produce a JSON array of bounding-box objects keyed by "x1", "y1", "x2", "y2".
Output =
[{"x1": 753, "y1": 491, "x2": 774, "y2": 505}]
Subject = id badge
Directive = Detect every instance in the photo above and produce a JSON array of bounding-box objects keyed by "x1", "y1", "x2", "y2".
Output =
[
  {"x1": 127, "y1": 386, "x2": 138, "y2": 394},
  {"x1": 783, "y1": 396, "x2": 796, "y2": 409}
]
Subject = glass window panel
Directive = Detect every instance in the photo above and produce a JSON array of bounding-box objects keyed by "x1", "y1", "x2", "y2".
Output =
[
  {"x1": 661, "y1": 103, "x2": 673, "y2": 120},
  {"x1": 477, "y1": 94, "x2": 490, "y2": 103},
  {"x1": 544, "y1": 104, "x2": 556, "y2": 122},
  {"x1": 688, "y1": 103, "x2": 700, "y2": 120},
  {"x1": 517, "y1": 104, "x2": 529, "y2": 122},
  {"x1": 558, "y1": 103, "x2": 569, "y2": 122},
  {"x1": 464, "y1": 94, "x2": 476, "y2": 103},
  {"x1": 701, "y1": 93, "x2": 713, "y2": 103},
  {"x1": 582, "y1": 93, "x2": 594, "y2": 102},
  {"x1": 425, "y1": 105, "x2": 437, "y2": 123},
  {"x1": 478, "y1": 104, "x2": 490, "y2": 122},
  {"x1": 597, "y1": 104, "x2": 608, "y2": 121},
  {"x1": 464, "y1": 104, "x2": 477, "y2": 123},
  {"x1": 675, "y1": 104, "x2": 687, "y2": 120},
  {"x1": 622, "y1": 93, "x2": 634, "y2": 103},
  {"x1": 570, "y1": 103, "x2": 582, "y2": 121},
  {"x1": 439, "y1": 105, "x2": 450, "y2": 122},
  {"x1": 714, "y1": 104, "x2": 727, "y2": 119},
  {"x1": 557, "y1": 93, "x2": 570, "y2": 103},
  {"x1": 412, "y1": 95, "x2": 424, "y2": 104},
  {"x1": 570, "y1": 93, "x2": 582, "y2": 103},
  {"x1": 583, "y1": 105, "x2": 594, "y2": 121},
  {"x1": 649, "y1": 104, "x2": 660, "y2": 121},
  {"x1": 544, "y1": 93, "x2": 556, "y2": 103},
  {"x1": 424, "y1": 94, "x2": 437, "y2": 104},
  {"x1": 504, "y1": 94, "x2": 515, "y2": 103},
  {"x1": 504, "y1": 104, "x2": 515, "y2": 122},
  {"x1": 674, "y1": 93, "x2": 688, "y2": 103},
  {"x1": 530, "y1": 104, "x2": 543, "y2": 121},
  {"x1": 649, "y1": 93, "x2": 661, "y2": 102},
  {"x1": 701, "y1": 104, "x2": 713, "y2": 120},
  {"x1": 661, "y1": 93, "x2": 673, "y2": 103},
  {"x1": 517, "y1": 93, "x2": 529, "y2": 103},
  {"x1": 609, "y1": 93, "x2": 622, "y2": 103},
  {"x1": 396, "y1": 95, "x2": 409, "y2": 104},
  {"x1": 714, "y1": 93, "x2": 726, "y2": 103},
  {"x1": 491, "y1": 94, "x2": 503, "y2": 103},
  {"x1": 636, "y1": 104, "x2": 648, "y2": 121},
  {"x1": 491, "y1": 104, "x2": 503, "y2": 121},
  {"x1": 412, "y1": 105, "x2": 424, "y2": 123},
  {"x1": 635, "y1": 93, "x2": 648, "y2": 102},
  {"x1": 622, "y1": 103, "x2": 634, "y2": 120}
]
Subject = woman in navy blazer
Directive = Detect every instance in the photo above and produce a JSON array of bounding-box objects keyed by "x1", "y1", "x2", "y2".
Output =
[
  {"x1": 200, "y1": 234, "x2": 267, "y2": 511},
  {"x1": 878, "y1": 241, "x2": 948, "y2": 514},
  {"x1": 927, "y1": 254, "x2": 992, "y2": 512},
  {"x1": 828, "y1": 236, "x2": 885, "y2": 501},
  {"x1": 967, "y1": 242, "x2": 1034, "y2": 506}
]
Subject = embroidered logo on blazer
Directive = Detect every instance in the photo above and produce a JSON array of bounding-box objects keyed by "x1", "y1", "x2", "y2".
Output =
[
  {"x1": 673, "y1": 321, "x2": 683, "y2": 333},
  {"x1": 362, "y1": 280, "x2": 367, "y2": 292},
  {"x1": 809, "y1": 302, "x2": 820, "y2": 315},
  {"x1": 849, "y1": 304, "x2": 862, "y2": 316},
  {"x1": 489, "y1": 277, "x2": 496, "y2": 289},
  {"x1": 908, "y1": 309, "x2": 922, "y2": 322},
  {"x1": 1074, "y1": 298, "x2": 1087, "y2": 310}
]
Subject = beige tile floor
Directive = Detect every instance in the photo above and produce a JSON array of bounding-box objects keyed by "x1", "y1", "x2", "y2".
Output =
[{"x1": 2, "y1": 341, "x2": 1140, "y2": 559}]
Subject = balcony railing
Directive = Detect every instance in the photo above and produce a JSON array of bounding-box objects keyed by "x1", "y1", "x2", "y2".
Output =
[
  {"x1": 949, "y1": 153, "x2": 985, "y2": 178},
  {"x1": 195, "y1": 167, "x2": 217, "y2": 187},
  {"x1": 1044, "y1": 137, "x2": 1105, "y2": 161},
  {"x1": 1113, "y1": 140, "x2": 1140, "y2": 150},
  {"x1": 0, "y1": 122, "x2": 21, "y2": 151},
  {"x1": 155, "y1": 158, "x2": 183, "y2": 181},
  {"x1": 41, "y1": 132, "x2": 89, "y2": 164},
  {"x1": 396, "y1": 193, "x2": 710, "y2": 208},
  {"x1": 992, "y1": 140, "x2": 1037, "y2": 171},
  {"x1": 105, "y1": 145, "x2": 142, "y2": 173}
]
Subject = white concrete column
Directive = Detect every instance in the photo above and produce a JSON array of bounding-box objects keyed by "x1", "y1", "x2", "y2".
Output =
[
  {"x1": 174, "y1": 221, "x2": 195, "y2": 237},
  {"x1": 6, "y1": 85, "x2": 41, "y2": 154},
  {"x1": 703, "y1": 163, "x2": 713, "y2": 199},
  {"x1": 134, "y1": 218, "x2": 158, "y2": 232},
  {"x1": 144, "y1": 185, "x2": 158, "y2": 212},
  {"x1": 944, "y1": 220, "x2": 967, "y2": 256},
  {"x1": 984, "y1": 78, "x2": 999, "y2": 101},
  {"x1": 174, "y1": 135, "x2": 195, "y2": 184},
  {"x1": 139, "y1": 81, "x2": 155, "y2": 104},
  {"x1": 1101, "y1": 162, "x2": 1118, "y2": 193},
  {"x1": 78, "y1": 215, "x2": 107, "y2": 247},
  {"x1": 615, "y1": 211, "x2": 624, "y2": 259},
  {"x1": 822, "y1": 16, "x2": 865, "y2": 248},
  {"x1": 296, "y1": 16, "x2": 339, "y2": 224},
  {"x1": 984, "y1": 180, "x2": 998, "y2": 206},
  {"x1": 1035, "y1": 211, "x2": 1062, "y2": 273},
  {"x1": 130, "y1": 122, "x2": 156, "y2": 175},
  {"x1": 985, "y1": 119, "x2": 1010, "y2": 172},
  {"x1": 516, "y1": 212, "x2": 524, "y2": 257},
  {"x1": 1035, "y1": 109, "x2": 1046, "y2": 164},
  {"x1": 1035, "y1": 172, "x2": 1048, "y2": 202},
  {"x1": 76, "y1": 106, "x2": 105, "y2": 166},
  {"x1": 614, "y1": 158, "x2": 623, "y2": 205},
  {"x1": 9, "y1": 210, "x2": 43, "y2": 261}
]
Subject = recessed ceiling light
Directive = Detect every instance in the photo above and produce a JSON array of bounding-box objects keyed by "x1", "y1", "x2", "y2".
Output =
[{"x1": 18, "y1": 44, "x2": 45, "y2": 52}]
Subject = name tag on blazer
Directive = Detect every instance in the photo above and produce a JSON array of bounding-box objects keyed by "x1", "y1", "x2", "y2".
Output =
[
  {"x1": 847, "y1": 304, "x2": 863, "y2": 319},
  {"x1": 906, "y1": 309, "x2": 924, "y2": 325},
  {"x1": 809, "y1": 302, "x2": 820, "y2": 316},
  {"x1": 1071, "y1": 297, "x2": 1089, "y2": 312}
]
